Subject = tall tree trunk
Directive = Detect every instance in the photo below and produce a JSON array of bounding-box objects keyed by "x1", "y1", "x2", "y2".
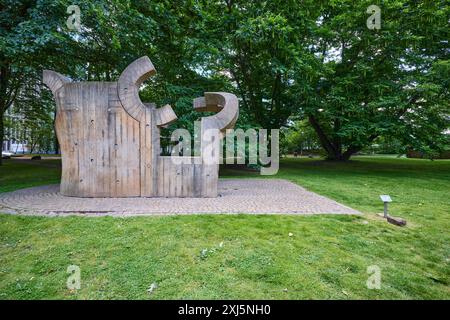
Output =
[
  {"x1": 308, "y1": 115, "x2": 346, "y2": 160},
  {"x1": 342, "y1": 147, "x2": 358, "y2": 161},
  {"x1": 308, "y1": 114, "x2": 361, "y2": 161},
  {"x1": 54, "y1": 135, "x2": 59, "y2": 154}
]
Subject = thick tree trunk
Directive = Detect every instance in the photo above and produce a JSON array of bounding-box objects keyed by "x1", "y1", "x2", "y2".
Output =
[
  {"x1": 308, "y1": 115, "x2": 363, "y2": 161},
  {"x1": 308, "y1": 115, "x2": 336, "y2": 157},
  {"x1": 308, "y1": 115, "x2": 347, "y2": 160},
  {"x1": 322, "y1": 145, "x2": 359, "y2": 161},
  {"x1": 342, "y1": 146, "x2": 360, "y2": 161}
]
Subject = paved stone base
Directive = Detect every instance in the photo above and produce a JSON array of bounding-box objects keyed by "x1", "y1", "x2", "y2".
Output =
[{"x1": 0, "y1": 179, "x2": 359, "y2": 216}]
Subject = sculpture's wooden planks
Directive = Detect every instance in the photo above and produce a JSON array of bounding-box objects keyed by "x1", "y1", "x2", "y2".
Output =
[{"x1": 43, "y1": 56, "x2": 239, "y2": 198}]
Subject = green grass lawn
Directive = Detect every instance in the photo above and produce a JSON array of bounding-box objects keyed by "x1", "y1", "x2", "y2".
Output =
[
  {"x1": 0, "y1": 157, "x2": 449, "y2": 299},
  {"x1": 0, "y1": 159, "x2": 61, "y2": 193}
]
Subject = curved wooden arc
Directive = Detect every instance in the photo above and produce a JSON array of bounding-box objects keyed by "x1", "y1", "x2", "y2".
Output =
[
  {"x1": 155, "y1": 104, "x2": 178, "y2": 127},
  {"x1": 118, "y1": 56, "x2": 156, "y2": 120},
  {"x1": 193, "y1": 92, "x2": 239, "y2": 197},
  {"x1": 42, "y1": 70, "x2": 71, "y2": 94},
  {"x1": 193, "y1": 92, "x2": 239, "y2": 132}
]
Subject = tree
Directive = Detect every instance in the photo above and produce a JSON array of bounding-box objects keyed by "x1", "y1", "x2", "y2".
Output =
[
  {"x1": 296, "y1": 0, "x2": 450, "y2": 160},
  {"x1": 12, "y1": 70, "x2": 55, "y2": 154},
  {"x1": 0, "y1": 0, "x2": 188, "y2": 162},
  {"x1": 192, "y1": 0, "x2": 317, "y2": 130},
  {"x1": 2, "y1": 0, "x2": 448, "y2": 164},
  {"x1": 193, "y1": 0, "x2": 449, "y2": 160},
  {"x1": 1, "y1": 0, "x2": 232, "y2": 158},
  {"x1": 0, "y1": 0, "x2": 72, "y2": 163}
]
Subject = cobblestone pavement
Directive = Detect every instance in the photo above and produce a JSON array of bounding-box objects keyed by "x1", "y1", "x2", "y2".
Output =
[{"x1": 0, "y1": 179, "x2": 360, "y2": 216}]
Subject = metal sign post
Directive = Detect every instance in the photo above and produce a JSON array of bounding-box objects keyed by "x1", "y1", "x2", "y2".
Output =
[{"x1": 379, "y1": 195, "x2": 392, "y2": 218}]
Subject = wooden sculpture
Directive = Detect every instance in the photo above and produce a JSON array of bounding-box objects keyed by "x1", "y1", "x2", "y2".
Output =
[{"x1": 43, "y1": 56, "x2": 239, "y2": 198}]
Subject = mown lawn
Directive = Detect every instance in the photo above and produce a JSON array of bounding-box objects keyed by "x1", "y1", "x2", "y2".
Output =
[{"x1": 0, "y1": 157, "x2": 449, "y2": 299}]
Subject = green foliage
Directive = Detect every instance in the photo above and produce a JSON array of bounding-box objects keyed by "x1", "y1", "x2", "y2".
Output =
[
  {"x1": 193, "y1": 0, "x2": 450, "y2": 159},
  {"x1": 0, "y1": 0, "x2": 448, "y2": 163},
  {"x1": 295, "y1": 0, "x2": 450, "y2": 159},
  {"x1": 1, "y1": 157, "x2": 449, "y2": 299}
]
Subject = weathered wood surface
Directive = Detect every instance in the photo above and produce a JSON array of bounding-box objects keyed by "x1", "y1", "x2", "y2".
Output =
[{"x1": 43, "y1": 56, "x2": 239, "y2": 198}]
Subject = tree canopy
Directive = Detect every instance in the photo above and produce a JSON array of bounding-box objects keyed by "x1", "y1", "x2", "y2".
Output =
[{"x1": 1, "y1": 0, "x2": 448, "y2": 164}]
